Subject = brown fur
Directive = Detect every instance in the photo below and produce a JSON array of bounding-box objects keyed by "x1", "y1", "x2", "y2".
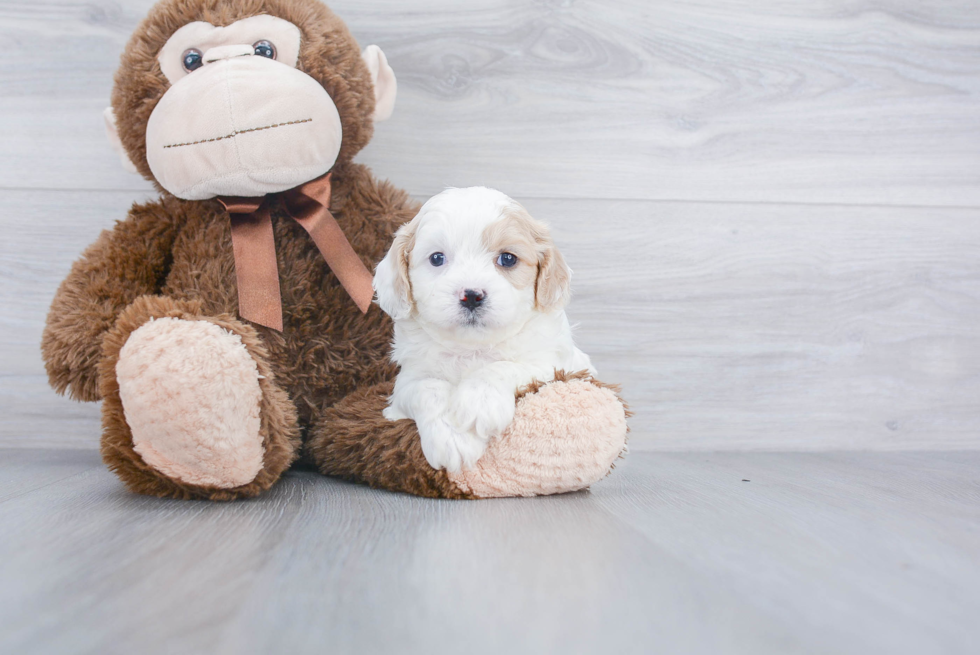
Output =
[
  {"x1": 99, "y1": 295, "x2": 301, "y2": 500},
  {"x1": 40, "y1": 0, "x2": 458, "y2": 501},
  {"x1": 112, "y1": 0, "x2": 377, "y2": 191},
  {"x1": 40, "y1": 0, "x2": 622, "y2": 501},
  {"x1": 306, "y1": 382, "x2": 473, "y2": 499},
  {"x1": 42, "y1": 157, "x2": 435, "y2": 500},
  {"x1": 41, "y1": 197, "x2": 184, "y2": 401}
]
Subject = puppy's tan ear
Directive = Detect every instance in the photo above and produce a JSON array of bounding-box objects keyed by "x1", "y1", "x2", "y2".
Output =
[
  {"x1": 535, "y1": 236, "x2": 572, "y2": 312},
  {"x1": 374, "y1": 221, "x2": 416, "y2": 320}
]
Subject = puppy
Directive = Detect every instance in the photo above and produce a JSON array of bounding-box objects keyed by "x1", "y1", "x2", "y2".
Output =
[{"x1": 373, "y1": 187, "x2": 596, "y2": 472}]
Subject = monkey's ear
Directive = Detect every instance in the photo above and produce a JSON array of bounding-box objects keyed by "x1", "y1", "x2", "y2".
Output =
[
  {"x1": 361, "y1": 45, "x2": 397, "y2": 122},
  {"x1": 102, "y1": 107, "x2": 138, "y2": 174}
]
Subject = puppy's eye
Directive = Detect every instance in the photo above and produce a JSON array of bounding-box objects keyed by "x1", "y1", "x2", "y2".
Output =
[
  {"x1": 496, "y1": 252, "x2": 518, "y2": 268},
  {"x1": 429, "y1": 252, "x2": 446, "y2": 267},
  {"x1": 253, "y1": 40, "x2": 277, "y2": 59},
  {"x1": 182, "y1": 48, "x2": 204, "y2": 72}
]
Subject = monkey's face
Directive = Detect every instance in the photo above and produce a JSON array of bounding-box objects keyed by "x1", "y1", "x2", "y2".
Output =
[
  {"x1": 106, "y1": 2, "x2": 396, "y2": 201},
  {"x1": 147, "y1": 16, "x2": 342, "y2": 200}
]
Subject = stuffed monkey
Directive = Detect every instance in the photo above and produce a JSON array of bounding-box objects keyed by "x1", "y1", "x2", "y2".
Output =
[{"x1": 41, "y1": 0, "x2": 628, "y2": 501}]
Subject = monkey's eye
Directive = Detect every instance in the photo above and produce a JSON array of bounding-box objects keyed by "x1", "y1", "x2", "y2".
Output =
[
  {"x1": 496, "y1": 252, "x2": 518, "y2": 268},
  {"x1": 181, "y1": 48, "x2": 204, "y2": 72},
  {"x1": 253, "y1": 40, "x2": 277, "y2": 59},
  {"x1": 429, "y1": 252, "x2": 446, "y2": 267}
]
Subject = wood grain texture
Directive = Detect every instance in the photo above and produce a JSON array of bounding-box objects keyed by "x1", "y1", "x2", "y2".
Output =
[
  {"x1": 0, "y1": 0, "x2": 978, "y2": 204},
  {"x1": 534, "y1": 198, "x2": 980, "y2": 451},
  {"x1": 1, "y1": 449, "x2": 978, "y2": 654},
  {"x1": 4, "y1": 190, "x2": 978, "y2": 450}
]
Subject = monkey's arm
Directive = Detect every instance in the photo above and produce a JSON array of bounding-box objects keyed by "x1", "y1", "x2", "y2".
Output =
[{"x1": 41, "y1": 199, "x2": 181, "y2": 401}]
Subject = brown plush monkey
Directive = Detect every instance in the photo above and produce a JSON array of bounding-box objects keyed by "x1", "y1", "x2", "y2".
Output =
[{"x1": 41, "y1": 0, "x2": 628, "y2": 501}]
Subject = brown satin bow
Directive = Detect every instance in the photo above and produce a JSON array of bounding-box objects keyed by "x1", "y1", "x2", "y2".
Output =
[{"x1": 217, "y1": 172, "x2": 373, "y2": 332}]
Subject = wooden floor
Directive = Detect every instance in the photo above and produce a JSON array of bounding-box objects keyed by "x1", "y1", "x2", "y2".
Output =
[
  {"x1": 2, "y1": 0, "x2": 980, "y2": 653},
  {"x1": 1, "y1": 449, "x2": 978, "y2": 655}
]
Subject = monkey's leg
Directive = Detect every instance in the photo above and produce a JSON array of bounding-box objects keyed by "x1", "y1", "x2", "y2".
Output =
[
  {"x1": 305, "y1": 382, "x2": 471, "y2": 498},
  {"x1": 305, "y1": 372, "x2": 628, "y2": 499},
  {"x1": 99, "y1": 295, "x2": 300, "y2": 500}
]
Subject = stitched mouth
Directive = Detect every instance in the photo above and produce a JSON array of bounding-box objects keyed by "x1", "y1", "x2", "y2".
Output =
[{"x1": 163, "y1": 118, "x2": 313, "y2": 149}]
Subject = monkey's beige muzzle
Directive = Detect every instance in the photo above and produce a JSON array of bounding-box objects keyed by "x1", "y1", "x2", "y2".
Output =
[{"x1": 145, "y1": 53, "x2": 343, "y2": 200}]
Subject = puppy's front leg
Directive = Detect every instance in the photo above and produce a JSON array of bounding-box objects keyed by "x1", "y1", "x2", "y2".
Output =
[
  {"x1": 387, "y1": 377, "x2": 486, "y2": 472},
  {"x1": 449, "y1": 362, "x2": 550, "y2": 442}
]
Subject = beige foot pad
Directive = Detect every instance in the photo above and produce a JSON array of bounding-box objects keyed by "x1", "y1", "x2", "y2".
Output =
[
  {"x1": 116, "y1": 317, "x2": 265, "y2": 489},
  {"x1": 448, "y1": 378, "x2": 628, "y2": 498}
]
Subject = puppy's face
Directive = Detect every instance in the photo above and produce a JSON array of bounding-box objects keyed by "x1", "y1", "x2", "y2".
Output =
[{"x1": 374, "y1": 187, "x2": 571, "y2": 344}]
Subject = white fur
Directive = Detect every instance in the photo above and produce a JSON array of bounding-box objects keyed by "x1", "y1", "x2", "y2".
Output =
[{"x1": 373, "y1": 187, "x2": 596, "y2": 472}]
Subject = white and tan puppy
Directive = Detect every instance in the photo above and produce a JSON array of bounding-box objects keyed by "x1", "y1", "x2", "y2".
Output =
[{"x1": 373, "y1": 187, "x2": 596, "y2": 472}]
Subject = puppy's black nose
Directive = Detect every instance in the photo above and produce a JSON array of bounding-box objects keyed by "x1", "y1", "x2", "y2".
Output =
[{"x1": 460, "y1": 289, "x2": 486, "y2": 311}]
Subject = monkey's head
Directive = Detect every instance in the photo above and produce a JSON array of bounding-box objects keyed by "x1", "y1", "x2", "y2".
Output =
[{"x1": 105, "y1": 0, "x2": 396, "y2": 200}]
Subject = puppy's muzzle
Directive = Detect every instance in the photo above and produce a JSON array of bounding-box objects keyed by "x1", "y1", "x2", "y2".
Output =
[{"x1": 459, "y1": 289, "x2": 486, "y2": 312}]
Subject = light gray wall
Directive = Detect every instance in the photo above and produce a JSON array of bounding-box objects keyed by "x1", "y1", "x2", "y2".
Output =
[{"x1": 2, "y1": 0, "x2": 978, "y2": 449}]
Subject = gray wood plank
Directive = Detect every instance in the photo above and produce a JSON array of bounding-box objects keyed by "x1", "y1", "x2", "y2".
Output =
[
  {"x1": 4, "y1": 190, "x2": 979, "y2": 450},
  {"x1": 215, "y1": 474, "x2": 811, "y2": 655},
  {"x1": 0, "y1": 452, "x2": 307, "y2": 655},
  {"x1": 0, "y1": 448, "x2": 100, "y2": 503},
  {"x1": 533, "y1": 197, "x2": 980, "y2": 451},
  {"x1": 1, "y1": 0, "x2": 978, "y2": 205},
  {"x1": 0, "y1": 449, "x2": 978, "y2": 654},
  {"x1": 0, "y1": 377, "x2": 102, "y2": 449},
  {"x1": 592, "y1": 452, "x2": 980, "y2": 655}
]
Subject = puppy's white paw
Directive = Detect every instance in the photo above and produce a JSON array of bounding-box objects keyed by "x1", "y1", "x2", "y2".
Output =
[
  {"x1": 449, "y1": 378, "x2": 516, "y2": 441},
  {"x1": 417, "y1": 418, "x2": 488, "y2": 472},
  {"x1": 418, "y1": 418, "x2": 463, "y2": 472},
  {"x1": 453, "y1": 429, "x2": 490, "y2": 469}
]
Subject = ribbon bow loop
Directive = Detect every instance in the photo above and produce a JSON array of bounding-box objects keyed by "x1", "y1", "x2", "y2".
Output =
[{"x1": 218, "y1": 172, "x2": 374, "y2": 332}]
